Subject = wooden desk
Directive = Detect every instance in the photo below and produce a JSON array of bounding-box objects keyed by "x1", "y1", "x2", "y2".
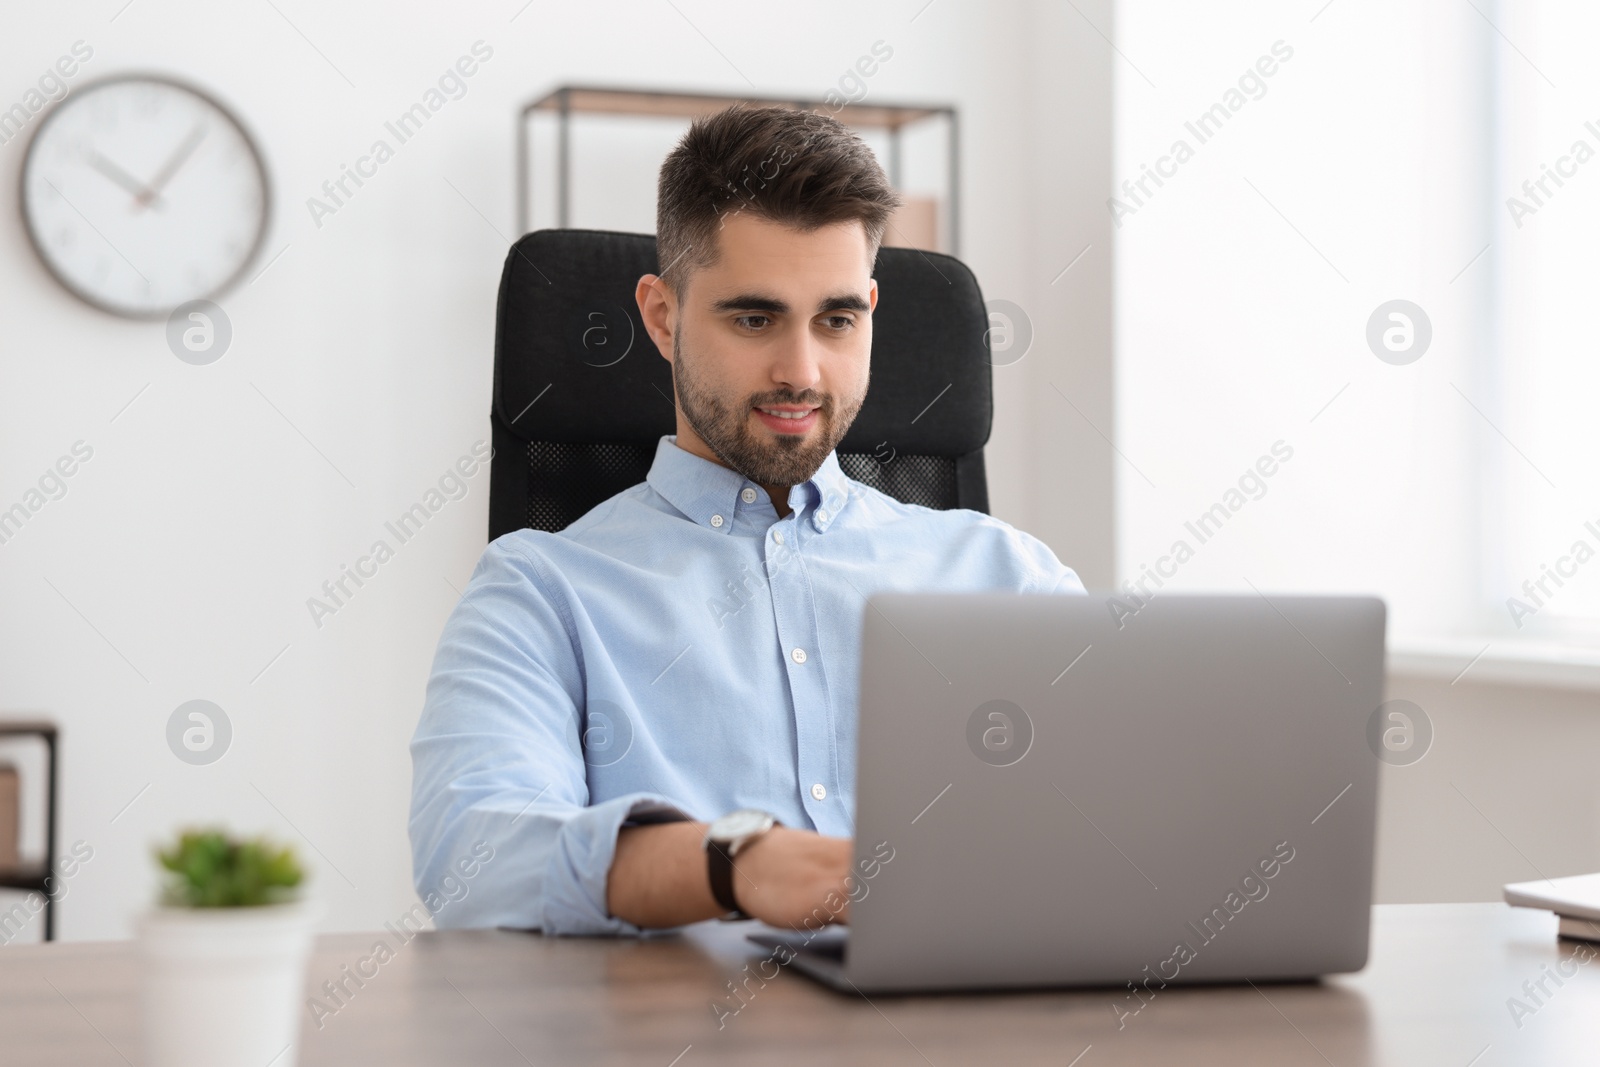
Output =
[{"x1": 1, "y1": 903, "x2": 1593, "y2": 1065}]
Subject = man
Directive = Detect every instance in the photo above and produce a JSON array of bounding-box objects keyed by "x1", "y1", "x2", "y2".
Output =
[{"x1": 409, "y1": 104, "x2": 1085, "y2": 936}]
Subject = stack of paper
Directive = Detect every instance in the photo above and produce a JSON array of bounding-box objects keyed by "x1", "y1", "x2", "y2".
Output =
[{"x1": 1505, "y1": 873, "x2": 1600, "y2": 943}]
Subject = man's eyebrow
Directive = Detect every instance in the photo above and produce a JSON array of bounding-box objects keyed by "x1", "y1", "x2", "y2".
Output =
[
  {"x1": 816, "y1": 293, "x2": 871, "y2": 314},
  {"x1": 708, "y1": 292, "x2": 871, "y2": 314},
  {"x1": 710, "y1": 293, "x2": 788, "y2": 314}
]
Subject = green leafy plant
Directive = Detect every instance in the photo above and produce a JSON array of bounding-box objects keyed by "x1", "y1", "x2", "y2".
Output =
[{"x1": 155, "y1": 829, "x2": 304, "y2": 908}]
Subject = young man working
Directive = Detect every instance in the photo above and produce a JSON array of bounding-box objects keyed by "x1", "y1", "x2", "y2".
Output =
[{"x1": 409, "y1": 104, "x2": 1086, "y2": 936}]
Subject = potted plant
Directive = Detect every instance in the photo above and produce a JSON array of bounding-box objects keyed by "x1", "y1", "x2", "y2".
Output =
[{"x1": 139, "y1": 829, "x2": 319, "y2": 1067}]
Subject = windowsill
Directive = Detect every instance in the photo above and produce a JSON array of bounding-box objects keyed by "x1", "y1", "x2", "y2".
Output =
[{"x1": 1389, "y1": 633, "x2": 1600, "y2": 692}]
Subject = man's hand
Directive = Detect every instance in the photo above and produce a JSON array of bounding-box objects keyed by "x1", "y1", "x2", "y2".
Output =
[
  {"x1": 732, "y1": 826, "x2": 853, "y2": 928},
  {"x1": 607, "y1": 821, "x2": 853, "y2": 930}
]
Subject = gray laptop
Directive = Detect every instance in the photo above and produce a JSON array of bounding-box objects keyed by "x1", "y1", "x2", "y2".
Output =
[{"x1": 749, "y1": 592, "x2": 1385, "y2": 994}]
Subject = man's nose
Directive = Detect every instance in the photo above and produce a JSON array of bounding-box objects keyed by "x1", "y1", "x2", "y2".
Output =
[{"x1": 769, "y1": 328, "x2": 824, "y2": 394}]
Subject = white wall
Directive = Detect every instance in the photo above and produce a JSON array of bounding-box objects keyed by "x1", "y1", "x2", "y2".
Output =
[
  {"x1": 1022, "y1": 0, "x2": 1118, "y2": 590},
  {"x1": 1, "y1": 0, "x2": 1108, "y2": 941},
  {"x1": 1377, "y1": 671, "x2": 1600, "y2": 903}
]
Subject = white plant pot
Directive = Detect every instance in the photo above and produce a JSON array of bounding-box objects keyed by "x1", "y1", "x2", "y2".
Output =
[{"x1": 138, "y1": 898, "x2": 321, "y2": 1067}]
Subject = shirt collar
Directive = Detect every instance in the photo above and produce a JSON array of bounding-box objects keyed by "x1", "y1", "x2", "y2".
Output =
[{"x1": 645, "y1": 435, "x2": 851, "y2": 534}]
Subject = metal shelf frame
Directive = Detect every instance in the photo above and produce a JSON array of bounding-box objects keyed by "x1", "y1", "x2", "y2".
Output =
[{"x1": 516, "y1": 85, "x2": 960, "y2": 255}]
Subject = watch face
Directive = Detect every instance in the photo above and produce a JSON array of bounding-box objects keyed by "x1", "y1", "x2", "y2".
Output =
[
  {"x1": 712, "y1": 808, "x2": 773, "y2": 842},
  {"x1": 21, "y1": 74, "x2": 270, "y2": 318}
]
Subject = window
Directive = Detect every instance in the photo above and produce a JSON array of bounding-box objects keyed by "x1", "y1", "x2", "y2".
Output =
[
  {"x1": 1112, "y1": 1, "x2": 1501, "y2": 646},
  {"x1": 1489, "y1": 0, "x2": 1600, "y2": 642}
]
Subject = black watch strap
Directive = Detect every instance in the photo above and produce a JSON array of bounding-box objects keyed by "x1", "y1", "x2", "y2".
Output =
[{"x1": 706, "y1": 838, "x2": 746, "y2": 918}]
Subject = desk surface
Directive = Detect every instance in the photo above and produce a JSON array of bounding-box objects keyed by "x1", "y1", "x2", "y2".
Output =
[{"x1": 0, "y1": 903, "x2": 1593, "y2": 1065}]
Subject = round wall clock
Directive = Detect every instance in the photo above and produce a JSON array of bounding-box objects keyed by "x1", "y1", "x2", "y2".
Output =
[{"x1": 20, "y1": 74, "x2": 270, "y2": 319}]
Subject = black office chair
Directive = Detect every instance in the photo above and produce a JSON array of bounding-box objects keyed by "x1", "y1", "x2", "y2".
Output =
[{"x1": 488, "y1": 229, "x2": 995, "y2": 540}]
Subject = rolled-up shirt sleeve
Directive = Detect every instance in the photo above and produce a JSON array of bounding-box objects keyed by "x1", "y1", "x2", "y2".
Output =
[{"x1": 408, "y1": 537, "x2": 690, "y2": 936}]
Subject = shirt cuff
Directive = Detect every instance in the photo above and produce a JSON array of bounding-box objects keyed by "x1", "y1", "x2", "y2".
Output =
[{"x1": 537, "y1": 792, "x2": 694, "y2": 937}]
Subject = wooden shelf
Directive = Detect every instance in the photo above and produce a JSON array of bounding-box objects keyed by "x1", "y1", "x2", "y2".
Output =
[
  {"x1": 0, "y1": 722, "x2": 56, "y2": 738},
  {"x1": 523, "y1": 85, "x2": 950, "y2": 130},
  {"x1": 0, "y1": 863, "x2": 49, "y2": 893}
]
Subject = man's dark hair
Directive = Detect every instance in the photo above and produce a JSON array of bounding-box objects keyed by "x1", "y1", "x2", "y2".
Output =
[{"x1": 655, "y1": 104, "x2": 902, "y2": 296}]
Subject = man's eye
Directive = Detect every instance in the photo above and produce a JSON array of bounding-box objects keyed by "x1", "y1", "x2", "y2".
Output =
[
  {"x1": 822, "y1": 315, "x2": 855, "y2": 330},
  {"x1": 734, "y1": 315, "x2": 772, "y2": 331}
]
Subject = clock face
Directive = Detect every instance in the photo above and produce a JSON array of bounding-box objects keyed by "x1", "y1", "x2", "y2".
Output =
[{"x1": 21, "y1": 75, "x2": 269, "y2": 319}]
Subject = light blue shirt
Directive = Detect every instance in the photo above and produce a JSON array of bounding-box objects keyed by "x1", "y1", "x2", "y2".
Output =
[{"x1": 409, "y1": 435, "x2": 1085, "y2": 935}]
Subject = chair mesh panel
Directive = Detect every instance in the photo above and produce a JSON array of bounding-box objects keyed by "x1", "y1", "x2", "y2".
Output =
[
  {"x1": 525, "y1": 441, "x2": 657, "y2": 532},
  {"x1": 837, "y1": 453, "x2": 959, "y2": 511},
  {"x1": 525, "y1": 443, "x2": 962, "y2": 532}
]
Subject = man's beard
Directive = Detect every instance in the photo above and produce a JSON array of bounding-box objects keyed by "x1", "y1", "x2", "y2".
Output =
[{"x1": 671, "y1": 329, "x2": 864, "y2": 488}]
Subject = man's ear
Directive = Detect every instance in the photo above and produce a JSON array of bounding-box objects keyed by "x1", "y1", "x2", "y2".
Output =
[
  {"x1": 869, "y1": 278, "x2": 878, "y2": 312},
  {"x1": 635, "y1": 274, "x2": 677, "y2": 361}
]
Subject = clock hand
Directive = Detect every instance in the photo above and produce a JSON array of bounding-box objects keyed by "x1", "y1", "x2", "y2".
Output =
[
  {"x1": 87, "y1": 151, "x2": 162, "y2": 207},
  {"x1": 136, "y1": 123, "x2": 208, "y2": 211}
]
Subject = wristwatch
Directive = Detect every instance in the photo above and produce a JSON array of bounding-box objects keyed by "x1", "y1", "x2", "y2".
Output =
[{"x1": 704, "y1": 809, "x2": 779, "y2": 920}]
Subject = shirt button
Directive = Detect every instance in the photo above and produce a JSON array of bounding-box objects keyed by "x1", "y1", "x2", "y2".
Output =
[
  {"x1": 741, "y1": 487, "x2": 757, "y2": 503},
  {"x1": 816, "y1": 509, "x2": 829, "y2": 523},
  {"x1": 773, "y1": 530, "x2": 784, "y2": 546},
  {"x1": 811, "y1": 783, "x2": 827, "y2": 801},
  {"x1": 710, "y1": 514, "x2": 724, "y2": 528},
  {"x1": 791, "y1": 647, "x2": 807, "y2": 664}
]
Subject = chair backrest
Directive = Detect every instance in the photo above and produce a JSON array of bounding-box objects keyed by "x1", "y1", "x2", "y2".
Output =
[{"x1": 488, "y1": 229, "x2": 994, "y2": 540}]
